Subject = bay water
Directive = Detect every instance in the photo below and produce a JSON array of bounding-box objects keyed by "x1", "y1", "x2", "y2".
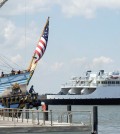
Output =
[{"x1": 48, "y1": 105, "x2": 120, "y2": 134}]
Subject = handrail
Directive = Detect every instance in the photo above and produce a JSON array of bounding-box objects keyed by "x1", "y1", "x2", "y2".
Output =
[{"x1": 0, "y1": 108, "x2": 92, "y2": 127}]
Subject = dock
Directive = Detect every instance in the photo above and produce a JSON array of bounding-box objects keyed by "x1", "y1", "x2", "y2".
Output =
[{"x1": 0, "y1": 106, "x2": 98, "y2": 134}]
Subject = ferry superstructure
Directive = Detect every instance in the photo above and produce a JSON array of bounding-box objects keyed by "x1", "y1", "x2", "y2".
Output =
[{"x1": 46, "y1": 70, "x2": 120, "y2": 99}]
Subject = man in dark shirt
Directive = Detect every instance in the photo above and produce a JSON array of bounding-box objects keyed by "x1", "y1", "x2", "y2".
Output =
[{"x1": 29, "y1": 85, "x2": 35, "y2": 94}]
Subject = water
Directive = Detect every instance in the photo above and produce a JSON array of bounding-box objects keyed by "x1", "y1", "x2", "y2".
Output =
[
  {"x1": 98, "y1": 105, "x2": 120, "y2": 134},
  {"x1": 48, "y1": 105, "x2": 120, "y2": 134}
]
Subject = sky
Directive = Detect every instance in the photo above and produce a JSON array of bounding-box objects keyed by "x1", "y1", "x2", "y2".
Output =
[{"x1": 0, "y1": 0, "x2": 120, "y2": 94}]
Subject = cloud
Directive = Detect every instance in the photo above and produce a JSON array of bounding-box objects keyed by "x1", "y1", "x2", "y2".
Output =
[
  {"x1": 11, "y1": 54, "x2": 23, "y2": 64},
  {"x1": 51, "y1": 62, "x2": 64, "y2": 71},
  {"x1": 71, "y1": 57, "x2": 87, "y2": 65},
  {"x1": 58, "y1": 0, "x2": 120, "y2": 18},
  {"x1": 1, "y1": 0, "x2": 56, "y2": 15},
  {"x1": 49, "y1": 56, "x2": 113, "y2": 73},
  {"x1": 0, "y1": 17, "x2": 38, "y2": 50},
  {"x1": 2, "y1": 0, "x2": 120, "y2": 18},
  {"x1": 92, "y1": 56, "x2": 113, "y2": 65},
  {"x1": 0, "y1": 18, "x2": 16, "y2": 44}
]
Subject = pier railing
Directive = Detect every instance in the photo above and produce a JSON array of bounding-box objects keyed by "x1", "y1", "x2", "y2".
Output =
[{"x1": 0, "y1": 108, "x2": 92, "y2": 127}]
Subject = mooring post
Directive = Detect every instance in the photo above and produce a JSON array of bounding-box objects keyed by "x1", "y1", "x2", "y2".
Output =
[
  {"x1": 67, "y1": 105, "x2": 72, "y2": 123},
  {"x1": 92, "y1": 106, "x2": 98, "y2": 134},
  {"x1": 25, "y1": 103, "x2": 29, "y2": 119}
]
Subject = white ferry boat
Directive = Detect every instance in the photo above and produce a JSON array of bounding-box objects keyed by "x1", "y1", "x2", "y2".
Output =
[
  {"x1": 47, "y1": 70, "x2": 120, "y2": 100},
  {"x1": 60, "y1": 70, "x2": 120, "y2": 95}
]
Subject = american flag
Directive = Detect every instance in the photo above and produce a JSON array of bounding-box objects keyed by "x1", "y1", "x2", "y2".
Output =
[{"x1": 34, "y1": 19, "x2": 49, "y2": 63}]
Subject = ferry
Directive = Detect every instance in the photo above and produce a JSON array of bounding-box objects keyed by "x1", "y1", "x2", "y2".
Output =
[{"x1": 46, "y1": 70, "x2": 120, "y2": 100}]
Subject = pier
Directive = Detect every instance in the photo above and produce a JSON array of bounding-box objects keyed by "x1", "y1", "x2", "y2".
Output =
[
  {"x1": 0, "y1": 106, "x2": 98, "y2": 134},
  {"x1": 0, "y1": 94, "x2": 99, "y2": 133}
]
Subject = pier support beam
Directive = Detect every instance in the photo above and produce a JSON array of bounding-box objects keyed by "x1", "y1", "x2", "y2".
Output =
[
  {"x1": 92, "y1": 106, "x2": 98, "y2": 134},
  {"x1": 67, "y1": 105, "x2": 72, "y2": 123}
]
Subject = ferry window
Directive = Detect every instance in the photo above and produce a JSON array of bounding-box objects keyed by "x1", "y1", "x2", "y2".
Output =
[
  {"x1": 104, "y1": 81, "x2": 107, "y2": 84},
  {"x1": 102, "y1": 81, "x2": 105, "y2": 84},
  {"x1": 108, "y1": 81, "x2": 111, "y2": 84},
  {"x1": 97, "y1": 81, "x2": 100, "y2": 84},
  {"x1": 81, "y1": 81, "x2": 84, "y2": 84},
  {"x1": 112, "y1": 81, "x2": 115, "y2": 84},
  {"x1": 116, "y1": 81, "x2": 120, "y2": 84}
]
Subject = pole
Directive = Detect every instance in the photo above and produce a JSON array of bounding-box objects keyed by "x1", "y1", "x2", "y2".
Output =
[
  {"x1": 92, "y1": 106, "x2": 98, "y2": 134},
  {"x1": 67, "y1": 105, "x2": 72, "y2": 123}
]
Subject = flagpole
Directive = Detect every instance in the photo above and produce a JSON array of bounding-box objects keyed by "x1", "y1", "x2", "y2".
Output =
[
  {"x1": 27, "y1": 17, "x2": 49, "y2": 85},
  {"x1": 27, "y1": 17, "x2": 50, "y2": 71}
]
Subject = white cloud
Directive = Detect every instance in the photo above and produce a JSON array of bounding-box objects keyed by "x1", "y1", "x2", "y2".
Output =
[
  {"x1": 51, "y1": 62, "x2": 64, "y2": 71},
  {"x1": 57, "y1": 0, "x2": 120, "y2": 18},
  {"x1": 0, "y1": 18, "x2": 16, "y2": 44},
  {"x1": 1, "y1": 0, "x2": 56, "y2": 15},
  {"x1": 0, "y1": 17, "x2": 38, "y2": 50},
  {"x1": 92, "y1": 56, "x2": 113, "y2": 65},
  {"x1": 4, "y1": 21, "x2": 16, "y2": 40},
  {"x1": 11, "y1": 54, "x2": 22, "y2": 64},
  {"x1": 2, "y1": 0, "x2": 120, "y2": 18},
  {"x1": 71, "y1": 57, "x2": 87, "y2": 65},
  {"x1": 49, "y1": 56, "x2": 113, "y2": 73}
]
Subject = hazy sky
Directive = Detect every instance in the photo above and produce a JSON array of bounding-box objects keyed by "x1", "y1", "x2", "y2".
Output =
[{"x1": 0, "y1": 0, "x2": 120, "y2": 94}]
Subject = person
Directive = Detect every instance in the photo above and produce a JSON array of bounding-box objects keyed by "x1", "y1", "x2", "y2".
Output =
[
  {"x1": 41, "y1": 102, "x2": 46, "y2": 111},
  {"x1": 1, "y1": 72, "x2": 4, "y2": 77},
  {"x1": 29, "y1": 85, "x2": 35, "y2": 94},
  {"x1": 11, "y1": 69, "x2": 15, "y2": 75},
  {"x1": 17, "y1": 70, "x2": 21, "y2": 74}
]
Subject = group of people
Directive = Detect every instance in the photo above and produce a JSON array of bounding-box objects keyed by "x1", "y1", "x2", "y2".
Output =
[
  {"x1": 0, "y1": 69, "x2": 21, "y2": 77},
  {"x1": 11, "y1": 69, "x2": 21, "y2": 75}
]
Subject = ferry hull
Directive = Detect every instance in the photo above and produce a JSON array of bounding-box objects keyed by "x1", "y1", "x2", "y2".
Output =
[
  {"x1": 43, "y1": 98, "x2": 120, "y2": 105},
  {"x1": 47, "y1": 86, "x2": 120, "y2": 99}
]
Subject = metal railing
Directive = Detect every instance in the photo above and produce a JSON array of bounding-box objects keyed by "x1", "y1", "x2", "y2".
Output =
[{"x1": 0, "y1": 108, "x2": 92, "y2": 127}]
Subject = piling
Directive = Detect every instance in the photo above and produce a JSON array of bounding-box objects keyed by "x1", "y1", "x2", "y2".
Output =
[
  {"x1": 67, "y1": 105, "x2": 72, "y2": 123},
  {"x1": 91, "y1": 106, "x2": 98, "y2": 134}
]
